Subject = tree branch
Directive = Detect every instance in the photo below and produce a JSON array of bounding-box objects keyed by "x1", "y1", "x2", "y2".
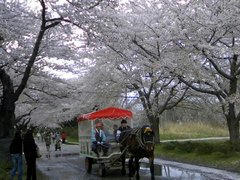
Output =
[
  {"x1": 201, "y1": 49, "x2": 232, "y2": 79},
  {"x1": 178, "y1": 75, "x2": 220, "y2": 96},
  {"x1": 15, "y1": 107, "x2": 37, "y2": 124}
]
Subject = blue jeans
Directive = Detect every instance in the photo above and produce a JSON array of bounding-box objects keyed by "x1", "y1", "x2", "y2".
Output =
[{"x1": 10, "y1": 154, "x2": 23, "y2": 180}]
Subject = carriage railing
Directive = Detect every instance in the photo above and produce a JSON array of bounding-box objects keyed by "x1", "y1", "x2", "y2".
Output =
[
  {"x1": 78, "y1": 119, "x2": 131, "y2": 158},
  {"x1": 79, "y1": 135, "x2": 93, "y2": 156},
  {"x1": 79, "y1": 134, "x2": 121, "y2": 157}
]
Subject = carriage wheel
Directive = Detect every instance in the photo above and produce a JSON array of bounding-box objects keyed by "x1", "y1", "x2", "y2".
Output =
[
  {"x1": 98, "y1": 163, "x2": 106, "y2": 177},
  {"x1": 85, "y1": 157, "x2": 93, "y2": 173}
]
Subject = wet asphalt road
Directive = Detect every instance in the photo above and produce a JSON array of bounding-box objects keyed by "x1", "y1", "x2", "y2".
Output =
[
  {"x1": 36, "y1": 141, "x2": 240, "y2": 180},
  {"x1": 37, "y1": 155, "x2": 164, "y2": 180},
  {"x1": 37, "y1": 154, "x2": 240, "y2": 180}
]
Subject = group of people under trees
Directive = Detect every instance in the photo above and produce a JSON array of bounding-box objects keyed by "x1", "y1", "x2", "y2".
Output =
[
  {"x1": 9, "y1": 128, "x2": 68, "y2": 180},
  {"x1": 37, "y1": 129, "x2": 67, "y2": 156},
  {"x1": 9, "y1": 129, "x2": 38, "y2": 180},
  {"x1": 91, "y1": 119, "x2": 131, "y2": 157},
  {"x1": 42, "y1": 130, "x2": 62, "y2": 158},
  {"x1": 8, "y1": 120, "x2": 129, "y2": 179}
]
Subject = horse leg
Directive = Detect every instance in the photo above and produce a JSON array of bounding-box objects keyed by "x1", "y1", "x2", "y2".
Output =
[
  {"x1": 149, "y1": 156, "x2": 155, "y2": 180},
  {"x1": 128, "y1": 156, "x2": 135, "y2": 178},
  {"x1": 121, "y1": 153, "x2": 126, "y2": 175},
  {"x1": 135, "y1": 157, "x2": 140, "y2": 180}
]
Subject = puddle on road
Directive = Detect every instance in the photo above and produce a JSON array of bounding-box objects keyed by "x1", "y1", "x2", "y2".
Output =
[
  {"x1": 88, "y1": 162, "x2": 225, "y2": 180},
  {"x1": 140, "y1": 162, "x2": 229, "y2": 180}
]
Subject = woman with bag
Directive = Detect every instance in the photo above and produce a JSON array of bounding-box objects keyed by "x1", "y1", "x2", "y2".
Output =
[{"x1": 23, "y1": 129, "x2": 38, "y2": 180}]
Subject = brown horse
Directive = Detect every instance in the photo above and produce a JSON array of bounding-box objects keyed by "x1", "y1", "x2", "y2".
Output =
[{"x1": 119, "y1": 125, "x2": 155, "y2": 180}]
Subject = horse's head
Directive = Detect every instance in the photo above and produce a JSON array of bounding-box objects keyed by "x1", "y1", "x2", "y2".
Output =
[{"x1": 141, "y1": 125, "x2": 155, "y2": 152}]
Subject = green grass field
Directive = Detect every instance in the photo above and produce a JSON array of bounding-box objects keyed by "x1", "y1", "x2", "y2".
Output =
[
  {"x1": 160, "y1": 122, "x2": 229, "y2": 140},
  {"x1": 155, "y1": 140, "x2": 240, "y2": 172},
  {"x1": 65, "y1": 122, "x2": 229, "y2": 142}
]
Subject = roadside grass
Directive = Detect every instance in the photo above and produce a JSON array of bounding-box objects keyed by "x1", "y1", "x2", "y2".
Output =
[
  {"x1": 0, "y1": 158, "x2": 11, "y2": 180},
  {"x1": 155, "y1": 140, "x2": 240, "y2": 172},
  {"x1": 0, "y1": 139, "x2": 11, "y2": 180},
  {"x1": 62, "y1": 127, "x2": 78, "y2": 143},
  {"x1": 65, "y1": 122, "x2": 229, "y2": 143},
  {"x1": 160, "y1": 122, "x2": 229, "y2": 140}
]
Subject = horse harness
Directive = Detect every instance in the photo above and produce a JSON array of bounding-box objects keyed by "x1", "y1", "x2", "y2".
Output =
[
  {"x1": 120, "y1": 127, "x2": 154, "y2": 152},
  {"x1": 132, "y1": 127, "x2": 154, "y2": 150}
]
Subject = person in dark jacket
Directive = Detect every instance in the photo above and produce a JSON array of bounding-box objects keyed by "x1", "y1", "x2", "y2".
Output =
[
  {"x1": 9, "y1": 130, "x2": 23, "y2": 180},
  {"x1": 116, "y1": 119, "x2": 131, "y2": 143},
  {"x1": 113, "y1": 124, "x2": 118, "y2": 141},
  {"x1": 23, "y1": 130, "x2": 37, "y2": 180}
]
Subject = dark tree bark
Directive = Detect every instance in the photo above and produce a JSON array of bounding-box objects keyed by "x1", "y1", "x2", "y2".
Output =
[
  {"x1": 148, "y1": 115, "x2": 160, "y2": 144},
  {"x1": 227, "y1": 114, "x2": 239, "y2": 143},
  {"x1": 226, "y1": 75, "x2": 239, "y2": 143},
  {"x1": 0, "y1": 69, "x2": 15, "y2": 137}
]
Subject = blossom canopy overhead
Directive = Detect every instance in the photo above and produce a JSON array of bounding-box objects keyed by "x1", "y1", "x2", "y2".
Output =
[{"x1": 77, "y1": 107, "x2": 133, "y2": 121}]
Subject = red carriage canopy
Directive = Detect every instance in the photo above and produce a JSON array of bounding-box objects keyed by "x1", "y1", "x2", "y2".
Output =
[{"x1": 77, "y1": 107, "x2": 133, "y2": 122}]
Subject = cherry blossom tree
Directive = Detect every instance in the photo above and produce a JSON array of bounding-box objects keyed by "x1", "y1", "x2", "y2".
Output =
[
  {"x1": 0, "y1": 0, "x2": 66, "y2": 137},
  {"x1": 0, "y1": 0, "x2": 115, "y2": 137},
  {"x1": 75, "y1": 0, "x2": 189, "y2": 143},
  {"x1": 154, "y1": 0, "x2": 240, "y2": 143}
]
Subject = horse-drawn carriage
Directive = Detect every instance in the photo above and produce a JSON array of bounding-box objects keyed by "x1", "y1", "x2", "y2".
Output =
[{"x1": 77, "y1": 107, "x2": 133, "y2": 177}]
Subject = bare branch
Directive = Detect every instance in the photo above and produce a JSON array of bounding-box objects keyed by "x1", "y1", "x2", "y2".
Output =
[
  {"x1": 28, "y1": 87, "x2": 68, "y2": 99},
  {"x1": 178, "y1": 75, "x2": 220, "y2": 96},
  {"x1": 201, "y1": 49, "x2": 232, "y2": 79},
  {"x1": 15, "y1": 107, "x2": 37, "y2": 124}
]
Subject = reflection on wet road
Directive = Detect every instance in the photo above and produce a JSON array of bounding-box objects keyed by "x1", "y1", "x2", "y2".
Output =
[
  {"x1": 141, "y1": 162, "x2": 234, "y2": 180},
  {"x1": 37, "y1": 156, "x2": 240, "y2": 180}
]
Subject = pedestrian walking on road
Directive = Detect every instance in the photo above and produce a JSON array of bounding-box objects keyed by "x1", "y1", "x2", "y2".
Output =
[
  {"x1": 61, "y1": 131, "x2": 67, "y2": 143},
  {"x1": 9, "y1": 130, "x2": 23, "y2": 180},
  {"x1": 55, "y1": 132, "x2": 61, "y2": 151},
  {"x1": 23, "y1": 129, "x2": 38, "y2": 180},
  {"x1": 51, "y1": 132, "x2": 56, "y2": 143},
  {"x1": 44, "y1": 131, "x2": 51, "y2": 158}
]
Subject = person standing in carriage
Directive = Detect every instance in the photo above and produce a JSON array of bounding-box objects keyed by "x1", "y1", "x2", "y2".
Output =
[
  {"x1": 116, "y1": 119, "x2": 131, "y2": 143},
  {"x1": 91, "y1": 122, "x2": 109, "y2": 157}
]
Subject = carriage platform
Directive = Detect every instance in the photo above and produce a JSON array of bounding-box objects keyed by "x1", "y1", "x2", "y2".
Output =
[{"x1": 77, "y1": 107, "x2": 133, "y2": 177}]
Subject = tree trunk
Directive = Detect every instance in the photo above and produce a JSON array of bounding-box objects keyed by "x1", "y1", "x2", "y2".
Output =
[
  {"x1": 0, "y1": 100, "x2": 15, "y2": 138},
  {"x1": 227, "y1": 61, "x2": 240, "y2": 142},
  {"x1": 0, "y1": 69, "x2": 15, "y2": 138},
  {"x1": 149, "y1": 116, "x2": 160, "y2": 144},
  {"x1": 0, "y1": 109, "x2": 15, "y2": 138},
  {"x1": 226, "y1": 115, "x2": 239, "y2": 143}
]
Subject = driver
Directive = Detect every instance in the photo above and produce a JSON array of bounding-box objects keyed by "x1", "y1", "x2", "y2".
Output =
[
  {"x1": 116, "y1": 119, "x2": 131, "y2": 143},
  {"x1": 91, "y1": 122, "x2": 109, "y2": 157}
]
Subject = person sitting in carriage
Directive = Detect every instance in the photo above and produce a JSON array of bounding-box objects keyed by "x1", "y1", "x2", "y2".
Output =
[
  {"x1": 116, "y1": 119, "x2": 132, "y2": 143},
  {"x1": 91, "y1": 122, "x2": 109, "y2": 157}
]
